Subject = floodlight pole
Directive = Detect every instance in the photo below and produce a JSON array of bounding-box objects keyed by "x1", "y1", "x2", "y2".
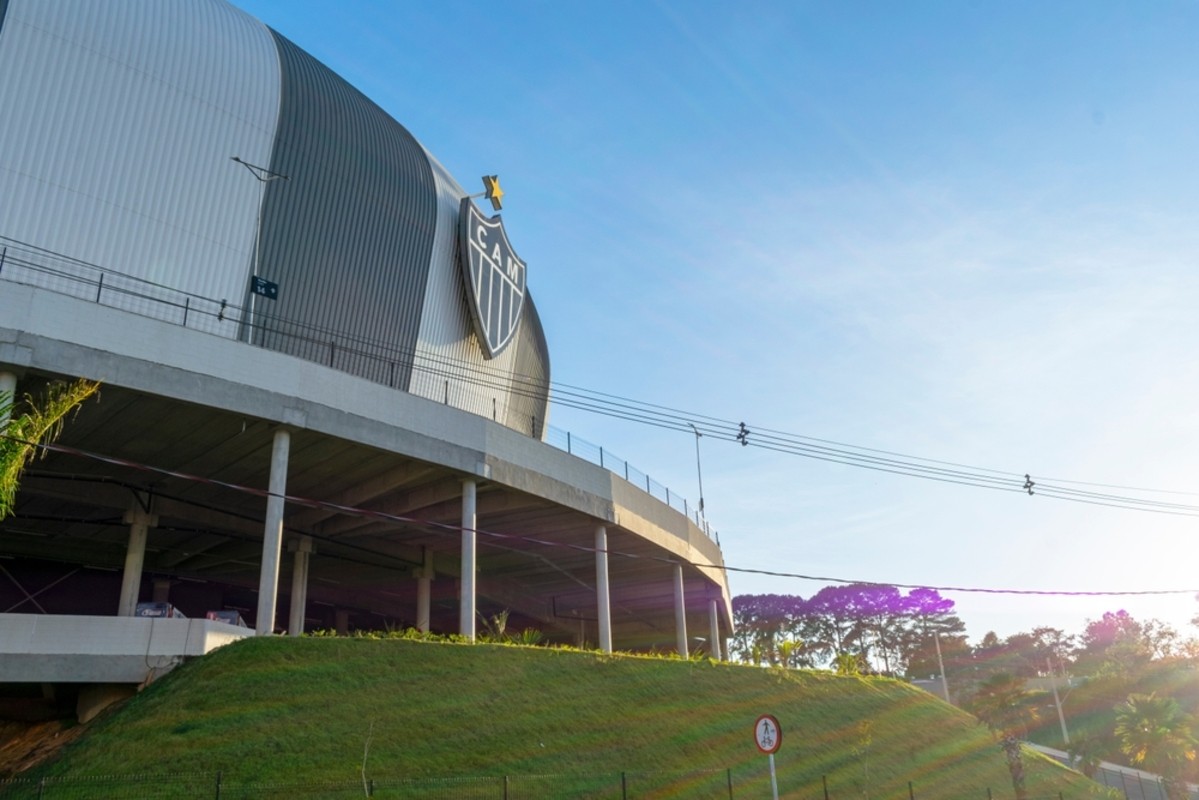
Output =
[
  {"x1": 687, "y1": 423, "x2": 705, "y2": 520},
  {"x1": 232, "y1": 156, "x2": 288, "y2": 345}
]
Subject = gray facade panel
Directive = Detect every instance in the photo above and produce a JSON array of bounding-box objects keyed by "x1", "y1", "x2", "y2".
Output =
[
  {"x1": 0, "y1": 0, "x2": 547, "y2": 437},
  {"x1": 0, "y1": 0, "x2": 279, "y2": 335},
  {"x1": 506, "y1": 295, "x2": 551, "y2": 438},
  {"x1": 253, "y1": 31, "x2": 437, "y2": 389}
]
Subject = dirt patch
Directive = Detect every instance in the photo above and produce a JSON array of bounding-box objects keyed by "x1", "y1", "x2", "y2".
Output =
[{"x1": 0, "y1": 719, "x2": 88, "y2": 779}]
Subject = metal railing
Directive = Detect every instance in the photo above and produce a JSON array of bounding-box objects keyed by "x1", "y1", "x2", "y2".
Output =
[
  {"x1": 544, "y1": 426, "x2": 715, "y2": 542},
  {"x1": 0, "y1": 236, "x2": 716, "y2": 544}
]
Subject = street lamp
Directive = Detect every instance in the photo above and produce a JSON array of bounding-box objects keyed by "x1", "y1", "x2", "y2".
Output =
[
  {"x1": 232, "y1": 156, "x2": 288, "y2": 345},
  {"x1": 687, "y1": 422, "x2": 705, "y2": 519}
]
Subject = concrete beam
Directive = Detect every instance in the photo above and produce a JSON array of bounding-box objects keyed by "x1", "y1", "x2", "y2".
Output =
[
  {"x1": 288, "y1": 464, "x2": 438, "y2": 530},
  {"x1": 313, "y1": 476, "x2": 466, "y2": 537}
]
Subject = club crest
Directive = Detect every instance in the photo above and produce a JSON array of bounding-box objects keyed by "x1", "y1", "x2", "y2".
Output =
[{"x1": 458, "y1": 197, "x2": 526, "y2": 359}]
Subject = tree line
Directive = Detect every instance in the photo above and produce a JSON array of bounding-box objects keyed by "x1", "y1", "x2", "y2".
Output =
[
  {"x1": 730, "y1": 584, "x2": 965, "y2": 676},
  {"x1": 732, "y1": 587, "x2": 1199, "y2": 800}
]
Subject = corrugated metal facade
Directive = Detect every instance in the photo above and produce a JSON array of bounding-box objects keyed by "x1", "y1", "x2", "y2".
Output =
[
  {"x1": 253, "y1": 32, "x2": 438, "y2": 389},
  {"x1": 0, "y1": 0, "x2": 279, "y2": 334},
  {"x1": 505, "y1": 295, "x2": 551, "y2": 438},
  {"x1": 0, "y1": 0, "x2": 550, "y2": 436}
]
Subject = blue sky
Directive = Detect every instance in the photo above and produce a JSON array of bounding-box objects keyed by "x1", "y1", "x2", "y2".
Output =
[{"x1": 237, "y1": 0, "x2": 1199, "y2": 643}]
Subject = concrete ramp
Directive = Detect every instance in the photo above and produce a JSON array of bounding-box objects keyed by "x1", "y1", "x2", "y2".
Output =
[{"x1": 0, "y1": 613, "x2": 251, "y2": 685}]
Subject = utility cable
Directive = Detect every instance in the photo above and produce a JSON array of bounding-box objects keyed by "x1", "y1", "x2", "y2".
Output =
[
  {"x1": 5, "y1": 234, "x2": 1197, "y2": 515},
  {"x1": 15, "y1": 437, "x2": 1199, "y2": 599}
]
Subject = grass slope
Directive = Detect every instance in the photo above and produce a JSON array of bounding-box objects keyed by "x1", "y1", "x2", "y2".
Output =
[{"x1": 23, "y1": 638, "x2": 1110, "y2": 799}]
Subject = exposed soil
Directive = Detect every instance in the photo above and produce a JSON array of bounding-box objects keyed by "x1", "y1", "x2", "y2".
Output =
[{"x1": 0, "y1": 719, "x2": 86, "y2": 779}]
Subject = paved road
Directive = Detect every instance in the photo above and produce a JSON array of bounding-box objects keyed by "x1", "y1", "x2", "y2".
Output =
[{"x1": 1029, "y1": 744, "x2": 1199, "y2": 800}]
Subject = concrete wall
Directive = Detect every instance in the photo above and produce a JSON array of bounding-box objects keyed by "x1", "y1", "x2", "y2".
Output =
[{"x1": 0, "y1": 613, "x2": 251, "y2": 684}]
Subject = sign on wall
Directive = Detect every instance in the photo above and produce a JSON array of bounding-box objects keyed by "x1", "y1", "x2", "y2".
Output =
[{"x1": 458, "y1": 195, "x2": 526, "y2": 359}]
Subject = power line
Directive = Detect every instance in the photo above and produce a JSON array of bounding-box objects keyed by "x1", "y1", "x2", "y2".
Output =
[
  {"x1": 18, "y1": 437, "x2": 1199, "y2": 599},
  {"x1": 5, "y1": 235, "x2": 1195, "y2": 515}
]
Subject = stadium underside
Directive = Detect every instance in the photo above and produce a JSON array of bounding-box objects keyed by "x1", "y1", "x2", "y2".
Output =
[{"x1": 0, "y1": 292, "x2": 731, "y2": 655}]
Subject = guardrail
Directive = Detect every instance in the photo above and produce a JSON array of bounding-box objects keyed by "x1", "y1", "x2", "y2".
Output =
[
  {"x1": 0, "y1": 237, "x2": 717, "y2": 544},
  {"x1": 544, "y1": 426, "x2": 715, "y2": 542}
]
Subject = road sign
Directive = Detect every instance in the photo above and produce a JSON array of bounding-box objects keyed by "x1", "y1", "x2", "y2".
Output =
[{"x1": 754, "y1": 714, "x2": 782, "y2": 754}]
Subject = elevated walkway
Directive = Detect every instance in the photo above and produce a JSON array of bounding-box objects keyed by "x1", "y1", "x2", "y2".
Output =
[{"x1": 0, "y1": 613, "x2": 251, "y2": 721}]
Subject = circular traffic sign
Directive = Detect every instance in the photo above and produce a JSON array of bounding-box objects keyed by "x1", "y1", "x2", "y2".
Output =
[{"x1": 754, "y1": 714, "x2": 782, "y2": 754}]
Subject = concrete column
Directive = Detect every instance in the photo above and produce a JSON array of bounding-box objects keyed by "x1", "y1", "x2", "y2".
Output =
[
  {"x1": 152, "y1": 579, "x2": 171, "y2": 604},
  {"x1": 416, "y1": 547, "x2": 433, "y2": 633},
  {"x1": 459, "y1": 479, "x2": 477, "y2": 641},
  {"x1": 255, "y1": 429, "x2": 290, "y2": 636},
  {"x1": 673, "y1": 564, "x2": 688, "y2": 657},
  {"x1": 288, "y1": 536, "x2": 313, "y2": 637},
  {"x1": 117, "y1": 503, "x2": 157, "y2": 616},
  {"x1": 595, "y1": 525, "x2": 612, "y2": 654},
  {"x1": 708, "y1": 598, "x2": 722, "y2": 661},
  {"x1": 0, "y1": 371, "x2": 17, "y2": 429}
]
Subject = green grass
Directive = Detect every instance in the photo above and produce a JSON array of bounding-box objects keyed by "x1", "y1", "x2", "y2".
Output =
[{"x1": 17, "y1": 638, "x2": 1114, "y2": 799}]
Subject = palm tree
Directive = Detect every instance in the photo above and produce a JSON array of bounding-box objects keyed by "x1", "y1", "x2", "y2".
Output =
[
  {"x1": 969, "y1": 673, "x2": 1039, "y2": 800},
  {"x1": 1066, "y1": 734, "x2": 1105, "y2": 779},
  {"x1": 0, "y1": 380, "x2": 99, "y2": 517},
  {"x1": 1114, "y1": 693, "x2": 1197, "y2": 800}
]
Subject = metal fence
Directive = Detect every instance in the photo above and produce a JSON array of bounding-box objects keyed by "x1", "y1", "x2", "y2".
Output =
[
  {"x1": 0, "y1": 236, "x2": 715, "y2": 544},
  {"x1": 0, "y1": 772, "x2": 1088, "y2": 799},
  {"x1": 1031, "y1": 744, "x2": 1199, "y2": 800},
  {"x1": 0, "y1": 768, "x2": 740, "y2": 799}
]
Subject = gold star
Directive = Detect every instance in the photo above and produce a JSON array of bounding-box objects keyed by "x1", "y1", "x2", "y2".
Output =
[{"x1": 482, "y1": 175, "x2": 504, "y2": 211}]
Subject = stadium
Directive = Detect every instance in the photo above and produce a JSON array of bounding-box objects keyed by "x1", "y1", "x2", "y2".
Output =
[{"x1": 0, "y1": 0, "x2": 731, "y2": 661}]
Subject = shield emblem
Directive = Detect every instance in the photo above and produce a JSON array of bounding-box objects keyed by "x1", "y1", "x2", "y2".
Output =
[{"x1": 458, "y1": 197, "x2": 527, "y2": 359}]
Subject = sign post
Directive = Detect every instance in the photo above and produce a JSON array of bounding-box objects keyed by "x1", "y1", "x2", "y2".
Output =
[{"x1": 754, "y1": 713, "x2": 782, "y2": 800}]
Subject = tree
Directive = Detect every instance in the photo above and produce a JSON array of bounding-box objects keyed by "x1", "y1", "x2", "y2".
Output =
[
  {"x1": 729, "y1": 594, "x2": 813, "y2": 667},
  {"x1": 802, "y1": 584, "x2": 864, "y2": 665},
  {"x1": 899, "y1": 588, "x2": 967, "y2": 682},
  {"x1": 733, "y1": 585, "x2": 966, "y2": 675},
  {"x1": 971, "y1": 627, "x2": 1074, "y2": 682},
  {"x1": 1114, "y1": 693, "x2": 1197, "y2": 800},
  {"x1": 1075, "y1": 611, "x2": 1177, "y2": 676},
  {"x1": 1066, "y1": 734, "x2": 1105, "y2": 779},
  {"x1": 0, "y1": 380, "x2": 100, "y2": 518},
  {"x1": 969, "y1": 673, "x2": 1040, "y2": 800}
]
